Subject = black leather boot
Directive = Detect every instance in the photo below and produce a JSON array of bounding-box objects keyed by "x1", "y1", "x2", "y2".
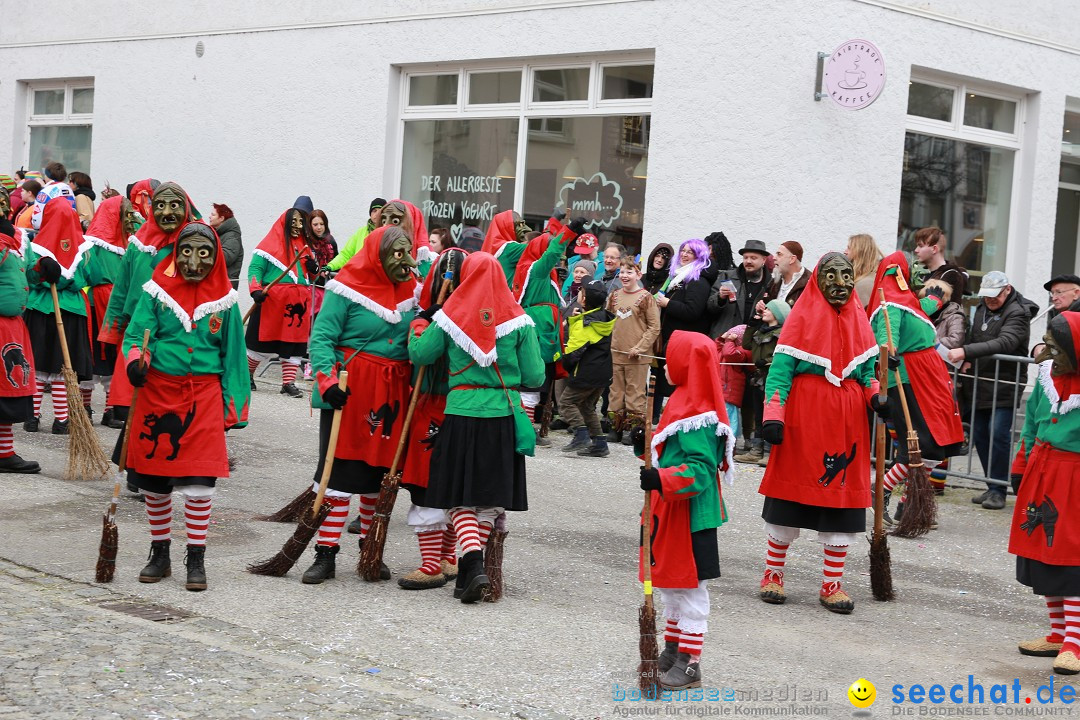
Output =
[
  {"x1": 301, "y1": 544, "x2": 339, "y2": 584},
  {"x1": 138, "y1": 540, "x2": 171, "y2": 583},
  {"x1": 659, "y1": 652, "x2": 702, "y2": 690},
  {"x1": 184, "y1": 545, "x2": 207, "y2": 591},
  {"x1": 458, "y1": 549, "x2": 489, "y2": 604},
  {"x1": 453, "y1": 558, "x2": 467, "y2": 599}
]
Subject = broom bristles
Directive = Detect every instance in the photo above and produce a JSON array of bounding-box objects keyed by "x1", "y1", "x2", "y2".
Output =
[
  {"x1": 62, "y1": 366, "x2": 110, "y2": 481},
  {"x1": 255, "y1": 487, "x2": 316, "y2": 522},
  {"x1": 95, "y1": 514, "x2": 118, "y2": 583},
  {"x1": 482, "y1": 529, "x2": 507, "y2": 602},
  {"x1": 868, "y1": 531, "x2": 894, "y2": 601},
  {"x1": 247, "y1": 502, "x2": 332, "y2": 576},
  {"x1": 893, "y1": 450, "x2": 937, "y2": 538},
  {"x1": 638, "y1": 602, "x2": 661, "y2": 698},
  {"x1": 357, "y1": 476, "x2": 399, "y2": 580}
]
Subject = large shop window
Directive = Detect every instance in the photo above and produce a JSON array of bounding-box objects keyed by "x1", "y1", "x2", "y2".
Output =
[
  {"x1": 399, "y1": 58, "x2": 652, "y2": 255},
  {"x1": 26, "y1": 80, "x2": 94, "y2": 172},
  {"x1": 898, "y1": 78, "x2": 1021, "y2": 294}
]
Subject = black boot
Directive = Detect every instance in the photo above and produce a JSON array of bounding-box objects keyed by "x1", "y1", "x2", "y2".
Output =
[
  {"x1": 280, "y1": 382, "x2": 303, "y2": 398},
  {"x1": 23, "y1": 416, "x2": 39, "y2": 433},
  {"x1": 184, "y1": 545, "x2": 207, "y2": 591},
  {"x1": 138, "y1": 540, "x2": 171, "y2": 583},
  {"x1": 577, "y1": 436, "x2": 610, "y2": 458},
  {"x1": 301, "y1": 544, "x2": 338, "y2": 584},
  {"x1": 0, "y1": 454, "x2": 40, "y2": 473},
  {"x1": 658, "y1": 640, "x2": 680, "y2": 673},
  {"x1": 659, "y1": 652, "x2": 702, "y2": 690},
  {"x1": 51, "y1": 419, "x2": 69, "y2": 435},
  {"x1": 453, "y1": 559, "x2": 467, "y2": 599},
  {"x1": 458, "y1": 549, "x2": 489, "y2": 604},
  {"x1": 101, "y1": 407, "x2": 124, "y2": 429},
  {"x1": 561, "y1": 427, "x2": 590, "y2": 453}
]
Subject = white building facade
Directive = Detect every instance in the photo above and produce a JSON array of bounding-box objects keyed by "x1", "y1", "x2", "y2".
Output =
[{"x1": 2, "y1": 0, "x2": 1079, "y2": 300}]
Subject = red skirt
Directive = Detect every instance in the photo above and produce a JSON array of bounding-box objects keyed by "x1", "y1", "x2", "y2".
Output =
[
  {"x1": 758, "y1": 374, "x2": 870, "y2": 509},
  {"x1": 335, "y1": 350, "x2": 410, "y2": 467},
  {"x1": 0, "y1": 316, "x2": 35, "y2": 398},
  {"x1": 401, "y1": 392, "x2": 446, "y2": 493},
  {"x1": 259, "y1": 283, "x2": 311, "y2": 344},
  {"x1": 127, "y1": 370, "x2": 228, "y2": 478},
  {"x1": 1009, "y1": 442, "x2": 1080, "y2": 566},
  {"x1": 109, "y1": 348, "x2": 134, "y2": 407},
  {"x1": 905, "y1": 347, "x2": 965, "y2": 447}
]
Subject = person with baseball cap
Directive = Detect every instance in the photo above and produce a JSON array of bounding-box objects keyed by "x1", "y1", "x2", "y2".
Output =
[{"x1": 560, "y1": 231, "x2": 604, "y2": 296}]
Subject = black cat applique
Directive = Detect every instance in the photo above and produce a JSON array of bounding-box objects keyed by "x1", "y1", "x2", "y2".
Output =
[
  {"x1": 141, "y1": 403, "x2": 196, "y2": 461},
  {"x1": 419, "y1": 420, "x2": 440, "y2": 450},
  {"x1": 2, "y1": 343, "x2": 30, "y2": 389},
  {"x1": 1020, "y1": 496, "x2": 1059, "y2": 547},
  {"x1": 818, "y1": 443, "x2": 857, "y2": 488},
  {"x1": 283, "y1": 301, "x2": 308, "y2": 327},
  {"x1": 367, "y1": 401, "x2": 401, "y2": 438}
]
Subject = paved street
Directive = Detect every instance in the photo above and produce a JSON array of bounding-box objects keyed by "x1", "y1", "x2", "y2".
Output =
[{"x1": 0, "y1": 369, "x2": 1066, "y2": 718}]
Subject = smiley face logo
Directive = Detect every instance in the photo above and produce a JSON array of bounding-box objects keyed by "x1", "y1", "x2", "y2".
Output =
[{"x1": 848, "y1": 678, "x2": 876, "y2": 708}]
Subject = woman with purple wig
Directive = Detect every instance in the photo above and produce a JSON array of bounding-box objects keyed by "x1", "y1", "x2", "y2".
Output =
[{"x1": 652, "y1": 238, "x2": 714, "y2": 422}]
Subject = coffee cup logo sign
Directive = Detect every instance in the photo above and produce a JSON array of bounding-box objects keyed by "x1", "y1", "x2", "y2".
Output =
[
  {"x1": 823, "y1": 39, "x2": 885, "y2": 110},
  {"x1": 557, "y1": 172, "x2": 624, "y2": 229}
]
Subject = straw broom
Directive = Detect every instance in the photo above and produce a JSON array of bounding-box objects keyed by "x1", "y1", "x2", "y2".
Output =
[
  {"x1": 50, "y1": 285, "x2": 110, "y2": 481},
  {"x1": 482, "y1": 512, "x2": 508, "y2": 602},
  {"x1": 95, "y1": 330, "x2": 149, "y2": 583},
  {"x1": 868, "y1": 345, "x2": 895, "y2": 601},
  {"x1": 247, "y1": 371, "x2": 348, "y2": 576},
  {"x1": 879, "y1": 290, "x2": 937, "y2": 538},
  {"x1": 253, "y1": 485, "x2": 315, "y2": 523},
  {"x1": 357, "y1": 272, "x2": 456, "y2": 581},
  {"x1": 638, "y1": 374, "x2": 661, "y2": 698}
]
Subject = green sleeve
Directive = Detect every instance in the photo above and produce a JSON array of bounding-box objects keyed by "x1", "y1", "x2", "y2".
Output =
[
  {"x1": 122, "y1": 290, "x2": 161, "y2": 358},
  {"x1": 80, "y1": 246, "x2": 108, "y2": 288},
  {"x1": 516, "y1": 324, "x2": 546, "y2": 388},
  {"x1": 658, "y1": 428, "x2": 720, "y2": 499},
  {"x1": 102, "y1": 247, "x2": 138, "y2": 335},
  {"x1": 409, "y1": 321, "x2": 450, "y2": 368},
  {"x1": 851, "y1": 354, "x2": 877, "y2": 388},
  {"x1": 326, "y1": 225, "x2": 368, "y2": 271},
  {"x1": 763, "y1": 352, "x2": 796, "y2": 406},
  {"x1": 308, "y1": 291, "x2": 348, "y2": 389},
  {"x1": 1016, "y1": 386, "x2": 1042, "y2": 461},
  {"x1": 247, "y1": 252, "x2": 269, "y2": 289},
  {"x1": 220, "y1": 305, "x2": 250, "y2": 429}
]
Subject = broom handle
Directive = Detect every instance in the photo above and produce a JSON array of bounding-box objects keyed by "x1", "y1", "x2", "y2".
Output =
[
  {"x1": 107, "y1": 330, "x2": 150, "y2": 518},
  {"x1": 874, "y1": 345, "x2": 888, "y2": 537},
  {"x1": 312, "y1": 371, "x2": 349, "y2": 515},
  {"x1": 49, "y1": 284, "x2": 75, "y2": 373},
  {"x1": 242, "y1": 249, "x2": 309, "y2": 324},
  {"x1": 642, "y1": 374, "x2": 657, "y2": 607},
  {"x1": 878, "y1": 289, "x2": 918, "y2": 435}
]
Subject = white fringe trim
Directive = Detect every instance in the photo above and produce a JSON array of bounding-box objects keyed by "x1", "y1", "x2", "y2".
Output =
[
  {"x1": 129, "y1": 235, "x2": 157, "y2": 255},
  {"x1": 775, "y1": 343, "x2": 877, "y2": 386},
  {"x1": 31, "y1": 238, "x2": 95, "y2": 280},
  {"x1": 324, "y1": 279, "x2": 415, "y2": 323},
  {"x1": 142, "y1": 279, "x2": 237, "y2": 333},
  {"x1": 431, "y1": 309, "x2": 534, "y2": 368},
  {"x1": 650, "y1": 411, "x2": 737, "y2": 487},
  {"x1": 84, "y1": 234, "x2": 126, "y2": 256},
  {"x1": 253, "y1": 249, "x2": 298, "y2": 283},
  {"x1": 1038, "y1": 360, "x2": 1080, "y2": 415},
  {"x1": 869, "y1": 301, "x2": 938, "y2": 336}
]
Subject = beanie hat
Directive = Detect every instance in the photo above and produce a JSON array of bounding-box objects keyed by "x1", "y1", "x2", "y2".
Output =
[
  {"x1": 575, "y1": 259, "x2": 597, "y2": 277},
  {"x1": 370, "y1": 197, "x2": 387, "y2": 214},
  {"x1": 780, "y1": 240, "x2": 804, "y2": 261},
  {"x1": 766, "y1": 299, "x2": 790, "y2": 325}
]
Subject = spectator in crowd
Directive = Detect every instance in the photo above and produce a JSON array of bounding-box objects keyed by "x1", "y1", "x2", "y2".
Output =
[
  {"x1": 560, "y1": 280, "x2": 615, "y2": 458},
  {"x1": 599, "y1": 243, "x2": 625, "y2": 294},
  {"x1": 921, "y1": 278, "x2": 968, "y2": 349},
  {"x1": 605, "y1": 257, "x2": 660, "y2": 444},
  {"x1": 324, "y1": 197, "x2": 385, "y2": 271},
  {"x1": 643, "y1": 243, "x2": 673, "y2": 294},
  {"x1": 845, "y1": 233, "x2": 884, "y2": 309},
  {"x1": 563, "y1": 259, "x2": 595, "y2": 306},
  {"x1": 457, "y1": 224, "x2": 484, "y2": 253},
  {"x1": 759, "y1": 240, "x2": 808, "y2": 312},
  {"x1": 561, "y1": 233, "x2": 604, "y2": 295},
  {"x1": 707, "y1": 238, "x2": 770, "y2": 339},
  {"x1": 947, "y1": 271, "x2": 1038, "y2": 510},
  {"x1": 429, "y1": 227, "x2": 453, "y2": 253},
  {"x1": 914, "y1": 226, "x2": 967, "y2": 303},
  {"x1": 67, "y1": 171, "x2": 96, "y2": 229},
  {"x1": 716, "y1": 323, "x2": 750, "y2": 442},
  {"x1": 1046, "y1": 274, "x2": 1080, "y2": 320},
  {"x1": 30, "y1": 162, "x2": 74, "y2": 231},
  {"x1": 13, "y1": 180, "x2": 42, "y2": 230},
  {"x1": 704, "y1": 231, "x2": 735, "y2": 273},
  {"x1": 307, "y1": 209, "x2": 337, "y2": 317},
  {"x1": 733, "y1": 298, "x2": 789, "y2": 465},
  {"x1": 209, "y1": 203, "x2": 243, "y2": 290}
]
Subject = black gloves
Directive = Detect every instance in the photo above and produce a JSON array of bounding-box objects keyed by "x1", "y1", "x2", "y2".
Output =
[
  {"x1": 38, "y1": 256, "x2": 62, "y2": 284},
  {"x1": 251, "y1": 289, "x2": 268, "y2": 304},
  {"x1": 630, "y1": 425, "x2": 647, "y2": 456},
  {"x1": 304, "y1": 258, "x2": 320, "y2": 275},
  {"x1": 552, "y1": 207, "x2": 567, "y2": 222},
  {"x1": 640, "y1": 467, "x2": 662, "y2": 492},
  {"x1": 567, "y1": 217, "x2": 588, "y2": 237},
  {"x1": 754, "y1": 358, "x2": 768, "y2": 370},
  {"x1": 323, "y1": 384, "x2": 351, "y2": 410},
  {"x1": 760, "y1": 421, "x2": 784, "y2": 446},
  {"x1": 887, "y1": 354, "x2": 901, "y2": 371},
  {"x1": 417, "y1": 303, "x2": 442, "y2": 323},
  {"x1": 126, "y1": 359, "x2": 149, "y2": 387},
  {"x1": 870, "y1": 394, "x2": 891, "y2": 419},
  {"x1": 925, "y1": 285, "x2": 945, "y2": 301},
  {"x1": 1011, "y1": 474, "x2": 1023, "y2": 494}
]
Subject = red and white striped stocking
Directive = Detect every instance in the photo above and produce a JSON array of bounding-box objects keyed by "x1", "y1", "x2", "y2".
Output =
[
  {"x1": 50, "y1": 381, "x2": 68, "y2": 422},
  {"x1": 765, "y1": 536, "x2": 789, "y2": 582},
  {"x1": 0, "y1": 424, "x2": 14, "y2": 459},
  {"x1": 247, "y1": 355, "x2": 260, "y2": 375},
  {"x1": 441, "y1": 526, "x2": 457, "y2": 565},
  {"x1": 315, "y1": 495, "x2": 352, "y2": 547},
  {"x1": 664, "y1": 618, "x2": 680, "y2": 645},
  {"x1": 32, "y1": 379, "x2": 44, "y2": 418},
  {"x1": 183, "y1": 496, "x2": 212, "y2": 547},
  {"x1": 679, "y1": 630, "x2": 704, "y2": 660},
  {"x1": 822, "y1": 544, "x2": 848, "y2": 591},
  {"x1": 355, "y1": 493, "x2": 377, "y2": 539},
  {"x1": 1047, "y1": 596, "x2": 1066, "y2": 644},
  {"x1": 883, "y1": 463, "x2": 907, "y2": 493},
  {"x1": 450, "y1": 508, "x2": 482, "y2": 554},
  {"x1": 144, "y1": 492, "x2": 173, "y2": 542},
  {"x1": 1063, "y1": 597, "x2": 1080, "y2": 655},
  {"x1": 478, "y1": 521, "x2": 493, "y2": 549},
  {"x1": 281, "y1": 362, "x2": 299, "y2": 386},
  {"x1": 416, "y1": 530, "x2": 443, "y2": 575},
  {"x1": 80, "y1": 386, "x2": 92, "y2": 406}
]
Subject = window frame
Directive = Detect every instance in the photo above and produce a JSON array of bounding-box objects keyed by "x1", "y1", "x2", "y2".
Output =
[{"x1": 24, "y1": 79, "x2": 95, "y2": 170}]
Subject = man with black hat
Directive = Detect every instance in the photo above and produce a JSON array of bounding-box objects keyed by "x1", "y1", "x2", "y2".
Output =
[
  {"x1": 1047, "y1": 274, "x2": 1080, "y2": 320},
  {"x1": 324, "y1": 197, "x2": 386, "y2": 272}
]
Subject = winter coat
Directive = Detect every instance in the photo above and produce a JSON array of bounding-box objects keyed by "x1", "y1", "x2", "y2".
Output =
[
  {"x1": 717, "y1": 337, "x2": 750, "y2": 406},
  {"x1": 562, "y1": 307, "x2": 614, "y2": 388},
  {"x1": 642, "y1": 244, "x2": 673, "y2": 295},
  {"x1": 1048, "y1": 296, "x2": 1080, "y2": 321},
  {"x1": 217, "y1": 217, "x2": 243, "y2": 287},
  {"x1": 760, "y1": 267, "x2": 809, "y2": 309},
  {"x1": 659, "y1": 276, "x2": 711, "y2": 349},
  {"x1": 959, "y1": 289, "x2": 1038, "y2": 411},
  {"x1": 74, "y1": 189, "x2": 95, "y2": 228},
  {"x1": 706, "y1": 265, "x2": 768, "y2": 339},
  {"x1": 742, "y1": 323, "x2": 782, "y2": 388},
  {"x1": 932, "y1": 301, "x2": 968, "y2": 350}
]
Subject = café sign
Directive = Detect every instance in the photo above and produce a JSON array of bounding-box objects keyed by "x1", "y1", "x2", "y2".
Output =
[{"x1": 822, "y1": 39, "x2": 885, "y2": 110}]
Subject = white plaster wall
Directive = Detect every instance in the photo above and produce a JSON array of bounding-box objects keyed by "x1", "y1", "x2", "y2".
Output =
[{"x1": 1, "y1": 0, "x2": 1079, "y2": 304}]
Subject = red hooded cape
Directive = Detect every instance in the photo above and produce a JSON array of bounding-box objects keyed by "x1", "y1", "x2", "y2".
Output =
[
  {"x1": 385, "y1": 199, "x2": 432, "y2": 262},
  {"x1": 32, "y1": 200, "x2": 92, "y2": 277},
  {"x1": 1045, "y1": 312, "x2": 1080, "y2": 408},
  {"x1": 418, "y1": 247, "x2": 469, "y2": 309},
  {"x1": 511, "y1": 232, "x2": 561, "y2": 302},
  {"x1": 480, "y1": 210, "x2": 518, "y2": 256},
  {"x1": 85, "y1": 195, "x2": 129, "y2": 254},
  {"x1": 141, "y1": 222, "x2": 237, "y2": 333},
  {"x1": 324, "y1": 226, "x2": 418, "y2": 323},
  {"x1": 252, "y1": 209, "x2": 312, "y2": 286},
  {"x1": 774, "y1": 253, "x2": 878, "y2": 386},
  {"x1": 130, "y1": 182, "x2": 195, "y2": 253},
  {"x1": 866, "y1": 251, "x2": 938, "y2": 332},
  {"x1": 431, "y1": 252, "x2": 532, "y2": 367}
]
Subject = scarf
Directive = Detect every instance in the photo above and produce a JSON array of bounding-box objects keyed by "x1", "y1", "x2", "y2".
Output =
[
  {"x1": 775, "y1": 253, "x2": 878, "y2": 386},
  {"x1": 324, "y1": 226, "x2": 417, "y2": 323},
  {"x1": 432, "y1": 252, "x2": 532, "y2": 367},
  {"x1": 651, "y1": 330, "x2": 735, "y2": 486},
  {"x1": 31, "y1": 200, "x2": 92, "y2": 278},
  {"x1": 142, "y1": 222, "x2": 237, "y2": 332},
  {"x1": 253, "y1": 209, "x2": 311, "y2": 284}
]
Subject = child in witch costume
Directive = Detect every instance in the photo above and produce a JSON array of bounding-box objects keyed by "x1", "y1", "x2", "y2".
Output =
[
  {"x1": 409, "y1": 252, "x2": 545, "y2": 603},
  {"x1": 638, "y1": 330, "x2": 734, "y2": 690},
  {"x1": 81, "y1": 195, "x2": 137, "y2": 425},
  {"x1": 246, "y1": 199, "x2": 314, "y2": 398},
  {"x1": 397, "y1": 248, "x2": 469, "y2": 590},
  {"x1": 122, "y1": 221, "x2": 249, "y2": 591},
  {"x1": 1010, "y1": 312, "x2": 1080, "y2": 674},
  {"x1": 0, "y1": 211, "x2": 41, "y2": 472},
  {"x1": 301, "y1": 225, "x2": 418, "y2": 584},
  {"x1": 22, "y1": 200, "x2": 96, "y2": 434},
  {"x1": 756, "y1": 252, "x2": 880, "y2": 614},
  {"x1": 867, "y1": 252, "x2": 964, "y2": 523}
]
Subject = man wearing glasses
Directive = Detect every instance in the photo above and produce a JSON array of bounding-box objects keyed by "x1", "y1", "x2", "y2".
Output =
[{"x1": 1046, "y1": 274, "x2": 1080, "y2": 320}]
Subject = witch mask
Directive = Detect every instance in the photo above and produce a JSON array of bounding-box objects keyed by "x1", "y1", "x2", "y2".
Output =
[
  {"x1": 818, "y1": 253, "x2": 855, "y2": 308},
  {"x1": 152, "y1": 186, "x2": 188, "y2": 234},
  {"x1": 176, "y1": 229, "x2": 218, "y2": 283},
  {"x1": 380, "y1": 226, "x2": 416, "y2": 283},
  {"x1": 1035, "y1": 315, "x2": 1078, "y2": 377}
]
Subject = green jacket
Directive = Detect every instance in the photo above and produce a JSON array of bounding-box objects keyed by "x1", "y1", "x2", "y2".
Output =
[
  {"x1": 85, "y1": 239, "x2": 126, "y2": 287},
  {"x1": 656, "y1": 425, "x2": 727, "y2": 532},
  {"x1": 0, "y1": 244, "x2": 28, "y2": 317},
  {"x1": 409, "y1": 320, "x2": 545, "y2": 417},
  {"x1": 520, "y1": 232, "x2": 572, "y2": 363},
  {"x1": 325, "y1": 222, "x2": 373, "y2": 272},
  {"x1": 123, "y1": 296, "x2": 250, "y2": 429},
  {"x1": 101, "y1": 242, "x2": 174, "y2": 342},
  {"x1": 248, "y1": 249, "x2": 310, "y2": 290},
  {"x1": 1014, "y1": 364, "x2": 1080, "y2": 472},
  {"x1": 869, "y1": 299, "x2": 938, "y2": 387},
  {"x1": 24, "y1": 239, "x2": 96, "y2": 316},
  {"x1": 764, "y1": 352, "x2": 876, "y2": 408},
  {"x1": 495, "y1": 242, "x2": 526, "y2": 288}
]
